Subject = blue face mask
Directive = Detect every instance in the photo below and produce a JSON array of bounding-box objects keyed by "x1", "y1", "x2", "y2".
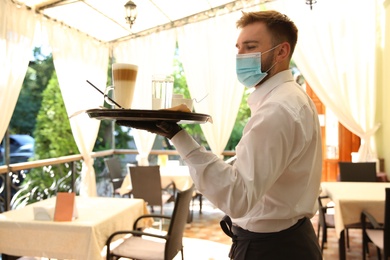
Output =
[{"x1": 236, "y1": 45, "x2": 279, "y2": 88}]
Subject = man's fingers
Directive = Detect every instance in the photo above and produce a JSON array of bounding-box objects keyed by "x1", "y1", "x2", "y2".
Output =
[
  {"x1": 156, "y1": 121, "x2": 174, "y2": 132},
  {"x1": 156, "y1": 121, "x2": 182, "y2": 138}
]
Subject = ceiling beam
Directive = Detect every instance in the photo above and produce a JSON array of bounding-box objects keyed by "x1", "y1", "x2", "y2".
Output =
[{"x1": 35, "y1": 0, "x2": 80, "y2": 11}]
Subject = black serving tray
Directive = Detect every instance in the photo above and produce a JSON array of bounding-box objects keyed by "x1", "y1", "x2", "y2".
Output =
[{"x1": 86, "y1": 108, "x2": 212, "y2": 124}]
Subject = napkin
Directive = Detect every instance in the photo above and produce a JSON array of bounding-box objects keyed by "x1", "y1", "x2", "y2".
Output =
[{"x1": 33, "y1": 205, "x2": 55, "y2": 221}]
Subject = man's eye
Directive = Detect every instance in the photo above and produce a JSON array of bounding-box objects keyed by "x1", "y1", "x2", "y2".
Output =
[{"x1": 247, "y1": 46, "x2": 256, "y2": 50}]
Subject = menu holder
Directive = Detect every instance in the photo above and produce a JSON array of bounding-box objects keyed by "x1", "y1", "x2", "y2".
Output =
[{"x1": 54, "y1": 192, "x2": 78, "y2": 221}]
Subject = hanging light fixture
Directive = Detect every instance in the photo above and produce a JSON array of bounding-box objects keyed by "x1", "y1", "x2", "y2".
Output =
[
  {"x1": 306, "y1": 0, "x2": 317, "y2": 10},
  {"x1": 124, "y1": 0, "x2": 137, "y2": 29}
]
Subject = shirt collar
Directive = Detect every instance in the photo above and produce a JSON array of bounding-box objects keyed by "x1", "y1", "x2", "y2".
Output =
[{"x1": 247, "y1": 70, "x2": 295, "y2": 112}]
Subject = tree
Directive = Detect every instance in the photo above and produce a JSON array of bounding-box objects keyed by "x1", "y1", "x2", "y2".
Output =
[
  {"x1": 9, "y1": 48, "x2": 55, "y2": 135},
  {"x1": 12, "y1": 71, "x2": 80, "y2": 207},
  {"x1": 225, "y1": 91, "x2": 250, "y2": 151},
  {"x1": 172, "y1": 44, "x2": 208, "y2": 149},
  {"x1": 33, "y1": 72, "x2": 79, "y2": 159}
]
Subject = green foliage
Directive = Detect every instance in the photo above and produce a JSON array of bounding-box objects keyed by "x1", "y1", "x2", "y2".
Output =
[
  {"x1": 173, "y1": 52, "x2": 191, "y2": 99},
  {"x1": 9, "y1": 48, "x2": 55, "y2": 135},
  {"x1": 33, "y1": 72, "x2": 79, "y2": 159},
  {"x1": 224, "y1": 91, "x2": 250, "y2": 150},
  {"x1": 172, "y1": 44, "x2": 208, "y2": 148},
  {"x1": 172, "y1": 42, "x2": 249, "y2": 151},
  {"x1": 12, "y1": 165, "x2": 74, "y2": 207},
  {"x1": 12, "y1": 71, "x2": 80, "y2": 206}
]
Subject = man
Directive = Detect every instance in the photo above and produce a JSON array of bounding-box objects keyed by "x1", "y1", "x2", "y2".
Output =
[{"x1": 118, "y1": 10, "x2": 322, "y2": 259}]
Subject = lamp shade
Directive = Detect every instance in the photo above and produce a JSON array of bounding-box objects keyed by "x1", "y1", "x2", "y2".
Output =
[{"x1": 124, "y1": 0, "x2": 137, "y2": 27}]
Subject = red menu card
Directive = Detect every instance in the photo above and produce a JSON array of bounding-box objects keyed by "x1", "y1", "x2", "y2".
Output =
[{"x1": 54, "y1": 192, "x2": 77, "y2": 221}]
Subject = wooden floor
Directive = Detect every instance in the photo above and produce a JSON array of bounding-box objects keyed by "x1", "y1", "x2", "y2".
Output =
[{"x1": 184, "y1": 198, "x2": 381, "y2": 260}]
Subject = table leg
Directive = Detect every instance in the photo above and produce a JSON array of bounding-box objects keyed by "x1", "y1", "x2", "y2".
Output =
[{"x1": 339, "y1": 230, "x2": 346, "y2": 260}]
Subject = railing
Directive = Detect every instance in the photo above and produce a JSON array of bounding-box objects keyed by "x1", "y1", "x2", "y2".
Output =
[{"x1": 0, "y1": 149, "x2": 236, "y2": 212}]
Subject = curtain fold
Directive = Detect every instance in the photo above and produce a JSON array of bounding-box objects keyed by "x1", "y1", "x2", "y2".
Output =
[
  {"x1": 269, "y1": 0, "x2": 382, "y2": 162},
  {"x1": 0, "y1": 0, "x2": 37, "y2": 141},
  {"x1": 44, "y1": 19, "x2": 109, "y2": 196},
  {"x1": 112, "y1": 29, "x2": 176, "y2": 165},
  {"x1": 177, "y1": 12, "x2": 245, "y2": 157}
]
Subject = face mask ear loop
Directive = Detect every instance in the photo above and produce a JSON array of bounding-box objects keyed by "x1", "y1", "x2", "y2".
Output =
[
  {"x1": 262, "y1": 44, "x2": 281, "y2": 74},
  {"x1": 262, "y1": 44, "x2": 281, "y2": 55},
  {"x1": 260, "y1": 43, "x2": 281, "y2": 73},
  {"x1": 265, "y1": 61, "x2": 278, "y2": 74}
]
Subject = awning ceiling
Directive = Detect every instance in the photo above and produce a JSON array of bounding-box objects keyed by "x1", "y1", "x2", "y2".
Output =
[{"x1": 15, "y1": 0, "x2": 268, "y2": 43}]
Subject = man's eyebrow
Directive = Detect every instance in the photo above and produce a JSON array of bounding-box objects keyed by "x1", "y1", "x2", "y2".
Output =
[
  {"x1": 236, "y1": 40, "x2": 259, "y2": 48},
  {"x1": 243, "y1": 40, "x2": 259, "y2": 44}
]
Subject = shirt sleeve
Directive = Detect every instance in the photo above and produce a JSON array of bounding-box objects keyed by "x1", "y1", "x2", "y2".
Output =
[
  {"x1": 171, "y1": 130, "x2": 243, "y2": 215},
  {"x1": 171, "y1": 100, "x2": 302, "y2": 219}
]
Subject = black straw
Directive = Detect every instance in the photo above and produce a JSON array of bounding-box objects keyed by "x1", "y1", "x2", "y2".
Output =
[{"x1": 86, "y1": 80, "x2": 122, "y2": 108}]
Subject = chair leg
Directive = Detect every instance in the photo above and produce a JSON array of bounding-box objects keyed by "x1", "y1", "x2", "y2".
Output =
[
  {"x1": 362, "y1": 232, "x2": 368, "y2": 260},
  {"x1": 317, "y1": 221, "x2": 321, "y2": 241},
  {"x1": 346, "y1": 228, "x2": 350, "y2": 249},
  {"x1": 377, "y1": 247, "x2": 382, "y2": 260},
  {"x1": 323, "y1": 224, "x2": 327, "y2": 243},
  {"x1": 198, "y1": 193, "x2": 203, "y2": 214},
  {"x1": 188, "y1": 202, "x2": 194, "y2": 223},
  {"x1": 362, "y1": 229, "x2": 372, "y2": 260},
  {"x1": 321, "y1": 226, "x2": 326, "y2": 253}
]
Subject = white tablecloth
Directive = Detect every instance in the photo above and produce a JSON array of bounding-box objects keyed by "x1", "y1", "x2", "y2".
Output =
[
  {"x1": 0, "y1": 196, "x2": 147, "y2": 260},
  {"x1": 120, "y1": 165, "x2": 193, "y2": 195},
  {"x1": 321, "y1": 182, "x2": 390, "y2": 238}
]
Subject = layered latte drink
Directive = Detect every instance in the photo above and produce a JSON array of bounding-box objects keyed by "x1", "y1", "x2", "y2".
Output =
[{"x1": 107, "y1": 63, "x2": 138, "y2": 109}]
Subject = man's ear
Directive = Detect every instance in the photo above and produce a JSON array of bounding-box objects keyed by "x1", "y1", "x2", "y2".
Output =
[{"x1": 275, "y1": 42, "x2": 291, "y2": 63}]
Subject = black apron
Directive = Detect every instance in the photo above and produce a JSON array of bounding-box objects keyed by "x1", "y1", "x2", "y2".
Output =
[{"x1": 220, "y1": 215, "x2": 322, "y2": 260}]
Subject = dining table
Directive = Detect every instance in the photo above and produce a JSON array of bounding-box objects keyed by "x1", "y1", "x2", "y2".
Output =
[
  {"x1": 320, "y1": 181, "x2": 390, "y2": 260},
  {"x1": 0, "y1": 196, "x2": 149, "y2": 260},
  {"x1": 120, "y1": 165, "x2": 193, "y2": 196}
]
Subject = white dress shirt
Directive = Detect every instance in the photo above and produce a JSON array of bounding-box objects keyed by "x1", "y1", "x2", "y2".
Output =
[{"x1": 171, "y1": 70, "x2": 322, "y2": 232}]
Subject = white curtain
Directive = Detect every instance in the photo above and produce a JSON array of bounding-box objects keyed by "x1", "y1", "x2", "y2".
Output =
[
  {"x1": 383, "y1": 0, "x2": 390, "y2": 170},
  {"x1": 177, "y1": 12, "x2": 245, "y2": 157},
  {"x1": 112, "y1": 29, "x2": 177, "y2": 165},
  {"x1": 0, "y1": 0, "x2": 37, "y2": 141},
  {"x1": 268, "y1": 0, "x2": 382, "y2": 162},
  {"x1": 44, "y1": 19, "x2": 109, "y2": 196}
]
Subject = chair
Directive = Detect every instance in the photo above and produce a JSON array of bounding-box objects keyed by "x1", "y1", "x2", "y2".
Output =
[
  {"x1": 317, "y1": 195, "x2": 335, "y2": 252},
  {"x1": 361, "y1": 188, "x2": 390, "y2": 260},
  {"x1": 106, "y1": 184, "x2": 195, "y2": 260},
  {"x1": 104, "y1": 157, "x2": 130, "y2": 197},
  {"x1": 186, "y1": 191, "x2": 203, "y2": 223},
  {"x1": 338, "y1": 162, "x2": 377, "y2": 182},
  {"x1": 192, "y1": 191, "x2": 203, "y2": 214},
  {"x1": 317, "y1": 195, "x2": 361, "y2": 253},
  {"x1": 129, "y1": 165, "x2": 176, "y2": 214}
]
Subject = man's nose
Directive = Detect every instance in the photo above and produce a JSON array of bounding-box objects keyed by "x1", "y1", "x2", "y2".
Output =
[{"x1": 237, "y1": 48, "x2": 245, "y2": 55}]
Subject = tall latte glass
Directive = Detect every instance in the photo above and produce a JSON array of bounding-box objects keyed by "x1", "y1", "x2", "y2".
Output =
[{"x1": 105, "y1": 63, "x2": 138, "y2": 109}]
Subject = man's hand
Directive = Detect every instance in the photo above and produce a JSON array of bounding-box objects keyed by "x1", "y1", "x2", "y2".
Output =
[{"x1": 116, "y1": 120, "x2": 182, "y2": 139}]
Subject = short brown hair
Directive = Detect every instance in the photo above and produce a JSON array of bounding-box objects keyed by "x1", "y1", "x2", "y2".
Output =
[{"x1": 236, "y1": 10, "x2": 298, "y2": 56}]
